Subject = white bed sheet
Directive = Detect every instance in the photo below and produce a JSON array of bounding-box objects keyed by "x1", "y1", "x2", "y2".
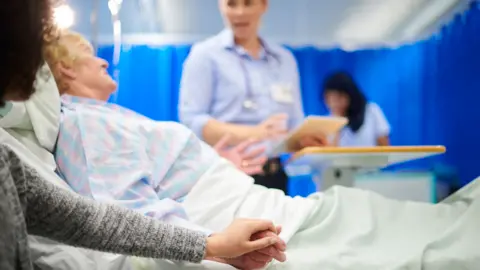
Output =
[{"x1": 184, "y1": 155, "x2": 480, "y2": 269}]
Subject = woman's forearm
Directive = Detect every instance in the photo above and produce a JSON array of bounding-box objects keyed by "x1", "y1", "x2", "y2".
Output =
[
  {"x1": 4, "y1": 146, "x2": 207, "y2": 263},
  {"x1": 203, "y1": 118, "x2": 262, "y2": 146}
]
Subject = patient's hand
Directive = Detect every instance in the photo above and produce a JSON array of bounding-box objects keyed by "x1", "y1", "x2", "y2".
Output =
[
  {"x1": 210, "y1": 256, "x2": 271, "y2": 270},
  {"x1": 214, "y1": 134, "x2": 267, "y2": 175}
]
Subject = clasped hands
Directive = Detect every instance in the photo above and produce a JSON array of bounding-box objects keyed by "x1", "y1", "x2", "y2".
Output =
[
  {"x1": 214, "y1": 114, "x2": 330, "y2": 176},
  {"x1": 214, "y1": 135, "x2": 267, "y2": 175},
  {"x1": 205, "y1": 219, "x2": 287, "y2": 270}
]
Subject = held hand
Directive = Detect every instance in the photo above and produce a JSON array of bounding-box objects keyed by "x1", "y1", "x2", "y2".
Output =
[
  {"x1": 250, "y1": 226, "x2": 286, "y2": 261},
  {"x1": 214, "y1": 134, "x2": 267, "y2": 175},
  {"x1": 207, "y1": 226, "x2": 286, "y2": 270},
  {"x1": 205, "y1": 219, "x2": 285, "y2": 259}
]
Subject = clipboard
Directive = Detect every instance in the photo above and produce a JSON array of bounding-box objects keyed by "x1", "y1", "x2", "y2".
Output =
[{"x1": 270, "y1": 116, "x2": 348, "y2": 155}]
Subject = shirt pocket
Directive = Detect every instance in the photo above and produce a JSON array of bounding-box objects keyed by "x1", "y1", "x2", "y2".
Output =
[{"x1": 269, "y1": 81, "x2": 296, "y2": 114}]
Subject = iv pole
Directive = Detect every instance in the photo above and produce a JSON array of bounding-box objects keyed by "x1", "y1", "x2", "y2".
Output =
[
  {"x1": 90, "y1": 0, "x2": 99, "y2": 54},
  {"x1": 108, "y1": 0, "x2": 123, "y2": 102}
]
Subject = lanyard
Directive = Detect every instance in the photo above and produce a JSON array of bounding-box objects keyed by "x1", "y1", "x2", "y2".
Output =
[{"x1": 233, "y1": 48, "x2": 281, "y2": 110}]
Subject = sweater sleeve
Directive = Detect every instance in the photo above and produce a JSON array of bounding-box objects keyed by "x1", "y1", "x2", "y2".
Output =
[{"x1": 3, "y1": 146, "x2": 207, "y2": 263}]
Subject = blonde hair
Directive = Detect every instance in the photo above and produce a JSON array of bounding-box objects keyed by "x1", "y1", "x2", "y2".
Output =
[{"x1": 43, "y1": 30, "x2": 93, "y2": 94}]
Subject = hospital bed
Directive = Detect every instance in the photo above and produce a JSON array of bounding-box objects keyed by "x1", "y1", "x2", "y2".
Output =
[
  {"x1": 289, "y1": 145, "x2": 446, "y2": 190},
  {"x1": 6, "y1": 66, "x2": 479, "y2": 269},
  {"x1": 4, "y1": 125, "x2": 480, "y2": 270}
]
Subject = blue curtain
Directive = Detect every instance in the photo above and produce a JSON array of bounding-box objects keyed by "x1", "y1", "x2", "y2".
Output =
[{"x1": 98, "y1": 2, "x2": 480, "y2": 185}]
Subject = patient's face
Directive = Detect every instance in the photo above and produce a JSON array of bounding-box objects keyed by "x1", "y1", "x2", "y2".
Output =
[{"x1": 72, "y1": 45, "x2": 117, "y2": 101}]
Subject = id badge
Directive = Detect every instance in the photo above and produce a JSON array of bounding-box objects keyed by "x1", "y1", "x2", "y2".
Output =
[{"x1": 271, "y1": 84, "x2": 294, "y2": 104}]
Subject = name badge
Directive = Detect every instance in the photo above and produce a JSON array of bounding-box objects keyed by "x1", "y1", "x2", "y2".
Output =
[{"x1": 271, "y1": 84, "x2": 294, "y2": 104}]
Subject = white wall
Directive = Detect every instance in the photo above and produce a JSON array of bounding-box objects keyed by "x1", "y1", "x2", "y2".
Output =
[{"x1": 66, "y1": 0, "x2": 471, "y2": 49}]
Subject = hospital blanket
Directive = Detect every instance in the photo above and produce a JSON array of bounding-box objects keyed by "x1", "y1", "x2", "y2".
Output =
[{"x1": 183, "y1": 158, "x2": 480, "y2": 269}]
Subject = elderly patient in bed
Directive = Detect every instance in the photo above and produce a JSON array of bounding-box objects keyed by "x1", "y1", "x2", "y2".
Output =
[{"x1": 45, "y1": 30, "x2": 480, "y2": 269}]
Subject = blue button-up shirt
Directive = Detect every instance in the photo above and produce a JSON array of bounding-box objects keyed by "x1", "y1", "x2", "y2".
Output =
[{"x1": 179, "y1": 29, "x2": 304, "y2": 142}]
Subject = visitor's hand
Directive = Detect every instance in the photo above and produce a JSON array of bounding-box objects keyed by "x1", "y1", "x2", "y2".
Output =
[
  {"x1": 214, "y1": 134, "x2": 267, "y2": 175},
  {"x1": 205, "y1": 219, "x2": 286, "y2": 260},
  {"x1": 207, "y1": 226, "x2": 286, "y2": 269},
  {"x1": 297, "y1": 133, "x2": 328, "y2": 150},
  {"x1": 255, "y1": 114, "x2": 289, "y2": 140}
]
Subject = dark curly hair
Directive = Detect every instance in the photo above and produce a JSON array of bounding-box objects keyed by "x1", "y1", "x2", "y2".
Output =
[
  {"x1": 0, "y1": 0, "x2": 59, "y2": 106},
  {"x1": 322, "y1": 71, "x2": 368, "y2": 133}
]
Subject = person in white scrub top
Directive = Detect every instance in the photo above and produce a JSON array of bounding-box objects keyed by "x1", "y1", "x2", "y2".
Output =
[{"x1": 322, "y1": 71, "x2": 390, "y2": 146}]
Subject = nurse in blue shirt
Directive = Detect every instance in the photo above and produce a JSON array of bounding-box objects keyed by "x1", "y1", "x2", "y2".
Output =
[
  {"x1": 179, "y1": 0, "x2": 324, "y2": 192},
  {"x1": 322, "y1": 71, "x2": 391, "y2": 146}
]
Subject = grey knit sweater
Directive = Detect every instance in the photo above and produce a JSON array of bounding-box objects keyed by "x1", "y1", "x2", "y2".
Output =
[{"x1": 0, "y1": 144, "x2": 207, "y2": 270}]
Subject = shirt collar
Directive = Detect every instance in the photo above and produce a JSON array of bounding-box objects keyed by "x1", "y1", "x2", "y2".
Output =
[
  {"x1": 61, "y1": 94, "x2": 107, "y2": 106},
  {"x1": 218, "y1": 28, "x2": 280, "y2": 60}
]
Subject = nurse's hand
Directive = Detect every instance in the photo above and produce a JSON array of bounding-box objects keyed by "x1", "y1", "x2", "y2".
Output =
[
  {"x1": 297, "y1": 134, "x2": 329, "y2": 150},
  {"x1": 214, "y1": 134, "x2": 267, "y2": 175},
  {"x1": 256, "y1": 114, "x2": 289, "y2": 140}
]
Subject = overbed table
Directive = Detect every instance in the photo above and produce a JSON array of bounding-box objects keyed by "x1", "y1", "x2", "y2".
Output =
[{"x1": 288, "y1": 146, "x2": 446, "y2": 190}]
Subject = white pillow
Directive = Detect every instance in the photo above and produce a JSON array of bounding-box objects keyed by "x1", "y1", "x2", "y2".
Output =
[
  {"x1": 0, "y1": 64, "x2": 61, "y2": 173},
  {"x1": 0, "y1": 102, "x2": 29, "y2": 129},
  {"x1": 25, "y1": 64, "x2": 61, "y2": 152}
]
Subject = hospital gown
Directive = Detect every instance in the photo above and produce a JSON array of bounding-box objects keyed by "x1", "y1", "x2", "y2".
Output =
[{"x1": 55, "y1": 95, "x2": 218, "y2": 234}]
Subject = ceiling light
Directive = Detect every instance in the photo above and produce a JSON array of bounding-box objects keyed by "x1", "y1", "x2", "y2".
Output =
[{"x1": 54, "y1": 4, "x2": 75, "y2": 29}]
